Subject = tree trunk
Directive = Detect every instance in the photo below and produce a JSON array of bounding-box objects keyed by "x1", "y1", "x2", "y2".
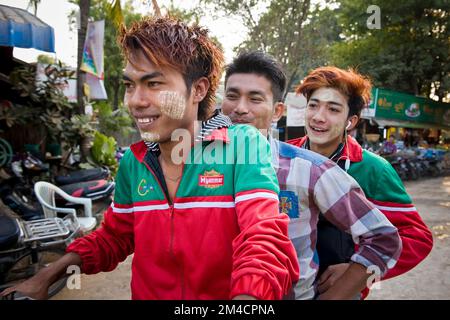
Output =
[
  {"x1": 77, "y1": 0, "x2": 91, "y2": 114},
  {"x1": 151, "y1": 0, "x2": 161, "y2": 17},
  {"x1": 283, "y1": 70, "x2": 298, "y2": 101},
  {"x1": 27, "y1": 0, "x2": 41, "y2": 15}
]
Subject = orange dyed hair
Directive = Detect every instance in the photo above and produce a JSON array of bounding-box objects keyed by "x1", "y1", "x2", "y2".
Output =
[
  {"x1": 296, "y1": 66, "x2": 372, "y2": 117},
  {"x1": 118, "y1": 16, "x2": 224, "y2": 120}
]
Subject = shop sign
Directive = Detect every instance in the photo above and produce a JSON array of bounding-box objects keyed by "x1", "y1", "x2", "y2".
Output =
[{"x1": 370, "y1": 88, "x2": 450, "y2": 127}]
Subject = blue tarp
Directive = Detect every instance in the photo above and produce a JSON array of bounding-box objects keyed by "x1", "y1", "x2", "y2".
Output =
[{"x1": 0, "y1": 4, "x2": 54, "y2": 52}]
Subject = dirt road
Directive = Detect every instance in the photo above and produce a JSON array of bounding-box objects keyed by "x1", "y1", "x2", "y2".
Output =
[
  {"x1": 52, "y1": 175, "x2": 450, "y2": 300},
  {"x1": 367, "y1": 175, "x2": 450, "y2": 299}
]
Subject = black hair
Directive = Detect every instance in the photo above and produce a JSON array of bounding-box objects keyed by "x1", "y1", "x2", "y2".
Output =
[{"x1": 225, "y1": 51, "x2": 286, "y2": 104}]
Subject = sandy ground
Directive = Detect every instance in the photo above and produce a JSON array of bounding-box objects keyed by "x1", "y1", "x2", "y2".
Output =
[
  {"x1": 367, "y1": 175, "x2": 450, "y2": 300},
  {"x1": 51, "y1": 175, "x2": 450, "y2": 300}
]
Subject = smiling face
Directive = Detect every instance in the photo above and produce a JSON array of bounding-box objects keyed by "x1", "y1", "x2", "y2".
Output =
[
  {"x1": 305, "y1": 87, "x2": 357, "y2": 157},
  {"x1": 123, "y1": 51, "x2": 198, "y2": 143},
  {"x1": 222, "y1": 73, "x2": 282, "y2": 135}
]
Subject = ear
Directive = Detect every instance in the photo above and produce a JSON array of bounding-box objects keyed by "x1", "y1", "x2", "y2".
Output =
[
  {"x1": 192, "y1": 77, "x2": 210, "y2": 104},
  {"x1": 272, "y1": 102, "x2": 285, "y2": 123},
  {"x1": 346, "y1": 115, "x2": 359, "y2": 131}
]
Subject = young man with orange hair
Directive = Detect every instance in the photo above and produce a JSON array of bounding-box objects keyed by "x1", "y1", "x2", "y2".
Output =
[
  {"x1": 1, "y1": 17, "x2": 299, "y2": 300},
  {"x1": 288, "y1": 66, "x2": 433, "y2": 298}
]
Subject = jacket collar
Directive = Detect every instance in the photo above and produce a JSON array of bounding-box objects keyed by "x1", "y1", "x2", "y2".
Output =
[
  {"x1": 344, "y1": 135, "x2": 363, "y2": 162},
  {"x1": 130, "y1": 110, "x2": 233, "y2": 163},
  {"x1": 295, "y1": 135, "x2": 363, "y2": 163}
]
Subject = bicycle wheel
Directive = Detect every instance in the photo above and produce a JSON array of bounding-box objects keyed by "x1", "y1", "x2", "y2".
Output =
[{"x1": 4, "y1": 248, "x2": 67, "y2": 298}]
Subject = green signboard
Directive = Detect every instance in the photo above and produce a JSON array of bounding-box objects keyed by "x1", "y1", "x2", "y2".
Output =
[{"x1": 367, "y1": 88, "x2": 450, "y2": 129}]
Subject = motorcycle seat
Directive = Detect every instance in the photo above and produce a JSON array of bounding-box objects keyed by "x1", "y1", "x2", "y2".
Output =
[
  {"x1": 58, "y1": 180, "x2": 115, "y2": 201},
  {"x1": 0, "y1": 214, "x2": 20, "y2": 251},
  {"x1": 54, "y1": 168, "x2": 109, "y2": 186}
]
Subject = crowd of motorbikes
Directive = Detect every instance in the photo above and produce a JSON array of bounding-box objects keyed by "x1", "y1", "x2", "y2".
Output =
[
  {"x1": 363, "y1": 141, "x2": 449, "y2": 181},
  {"x1": 383, "y1": 148, "x2": 448, "y2": 181},
  {"x1": 0, "y1": 145, "x2": 120, "y2": 299}
]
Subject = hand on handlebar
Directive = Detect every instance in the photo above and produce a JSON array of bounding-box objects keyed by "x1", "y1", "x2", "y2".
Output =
[
  {"x1": 0, "y1": 273, "x2": 51, "y2": 300},
  {"x1": 1, "y1": 290, "x2": 35, "y2": 300}
]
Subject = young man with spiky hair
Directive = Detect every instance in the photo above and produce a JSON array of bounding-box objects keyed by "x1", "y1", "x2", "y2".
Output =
[{"x1": 1, "y1": 17, "x2": 299, "y2": 300}]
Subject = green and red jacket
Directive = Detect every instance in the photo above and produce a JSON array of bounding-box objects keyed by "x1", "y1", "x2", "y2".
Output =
[
  {"x1": 67, "y1": 124, "x2": 299, "y2": 300},
  {"x1": 289, "y1": 135, "x2": 433, "y2": 296}
]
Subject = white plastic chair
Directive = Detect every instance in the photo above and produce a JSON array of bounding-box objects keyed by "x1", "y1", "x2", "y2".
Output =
[{"x1": 34, "y1": 181, "x2": 97, "y2": 232}]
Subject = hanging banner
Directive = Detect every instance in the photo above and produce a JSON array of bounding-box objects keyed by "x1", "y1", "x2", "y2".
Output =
[
  {"x1": 80, "y1": 20, "x2": 105, "y2": 79},
  {"x1": 85, "y1": 73, "x2": 107, "y2": 100}
]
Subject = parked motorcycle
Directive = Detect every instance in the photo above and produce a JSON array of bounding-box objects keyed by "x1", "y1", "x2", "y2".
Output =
[
  {"x1": 13, "y1": 153, "x2": 114, "y2": 199},
  {"x1": 0, "y1": 169, "x2": 44, "y2": 221},
  {"x1": 54, "y1": 167, "x2": 114, "y2": 199},
  {"x1": 0, "y1": 211, "x2": 81, "y2": 299},
  {"x1": 52, "y1": 167, "x2": 115, "y2": 221},
  {"x1": 5, "y1": 153, "x2": 115, "y2": 222},
  {"x1": 382, "y1": 147, "x2": 449, "y2": 181},
  {"x1": 386, "y1": 155, "x2": 409, "y2": 181}
]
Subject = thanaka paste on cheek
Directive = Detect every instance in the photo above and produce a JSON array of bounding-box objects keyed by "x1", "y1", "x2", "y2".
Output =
[
  {"x1": 330, "y1": 125, "x2": 345, "y2": 136},
  {"x1": 141, "y1": 131, "x2": 160, "y2": 142},
  {"x1": 159, "y1": 91, "x2": 186, "y2": 120}
]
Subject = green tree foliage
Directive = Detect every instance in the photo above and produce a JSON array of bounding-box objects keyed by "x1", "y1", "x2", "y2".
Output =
[
  {"x1": 7, "y1": 63, "x2": 93, "y2": 149},
  {"x1": 275, "y1": 4, "x2": 341, "y2": 92},
  {"x1": 236, "y1": 0, "x2": 312, "y2": 91},
  {"x1": 163, "y1": 1, "x2": 224, "y2": 52},
  {"x1": 93, "y1": 100, "x2": 136, "y2": 138},
  {"x1": 91, "y1": 131, "x2": 118, "y2": 174},
  {"x1": 37, "y1": 54, "x2": 56, "y2": 65},
  {"x1": 165, "y1": 3, "x2": 199, "y2": 23},
  {"x1": 201, "y1": 0, "x2": 339, "y2": 97},
  {"x1": 108, "y1": 0, "x2": 124, "y2": 28},
  {"x1": 200, "y1": 0, "x2": 267, "y2": 30},
  {"x1": 330, "y1": 0, "x2": 450, "y2": 101}
]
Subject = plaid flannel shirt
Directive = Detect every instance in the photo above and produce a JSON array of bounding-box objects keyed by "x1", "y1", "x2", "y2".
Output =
[{"x1": 270, "y1": 137, "x2": 401, "y2": 300}]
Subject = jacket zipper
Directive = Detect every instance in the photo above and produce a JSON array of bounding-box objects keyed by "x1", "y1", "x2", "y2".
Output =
[
  {"x1": 173, "y1": 161, "x2": 186, "y2": 299},
  {"x1": 142, "y1": 157, "x2": 186, "y2": 299},
  {"x1": 169, "y1": 204, "x2": 175, "y2": 265}
]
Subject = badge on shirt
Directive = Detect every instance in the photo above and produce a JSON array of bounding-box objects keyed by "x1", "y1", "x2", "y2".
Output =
[
  {"x1": 279, "y1": 190, "x2": 299, "y2": 219},
  {"x1": 198, "y1": 169, "x2": 224, "y2": 189},
  {"x1": 138, "y1": 178, "x2": 154, "y2": 196}
]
